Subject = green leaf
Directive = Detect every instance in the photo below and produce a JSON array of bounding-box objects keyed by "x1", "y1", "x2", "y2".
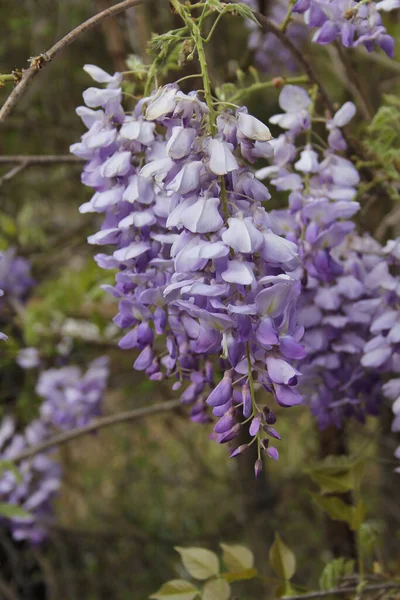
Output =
[
  {"x1": 175, "y1": 547, "x2": 219, "y2": 580},
  {"x1": 311, "y1": 494, "x2": 353, "y2": 527},
  {"x1": 222, "y1": 568, "x2": 257, "y2": 583},
  {"x1": 0, "y1": 460, "x2": 22, "y2": 483},
  {"x1": 351, "y1": 501, "x2": 366, "y2": 531},
  {"x1": 215, "y1": 82, "x2": 238, "y2": 102},
  {"x1": 305, "y1": 456, "x2": 365, "y2": 494},
  {"x1": 274, "y1": 581, "x2": 297, "y2": 598},
  {"x1": 359, "y1": 522, "x2": 383, "y2": 556},
  {"x1": 149, "y1": 580, "x2": 199, "y2": 600},
  {"x1": 202, "y1": 579, "x2": 230, "y2": 600},
  {"x1": 220, "y1": 543, "x2": 254, "y2": 572},
  {"x1": 269, "y1": 534, "x2": 296, "y2": 581},
  {"x1": 0, "y1": 502, "x2": 31, "y2": 519},
  {"x1": 306, "y1": 470, "x2": 354, "y2": 494},
  {"x1": 319, "y1": 558, "x2": 355, "y2": 591},
  {"x1": 223, "y1": 2, "x2": 260, "y2": 24}
]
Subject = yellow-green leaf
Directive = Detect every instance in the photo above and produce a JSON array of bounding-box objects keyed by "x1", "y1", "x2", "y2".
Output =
[
  {"x1": 274, "y1": 581, "x2": 297, "y2": 598},
  {"x1": 149, "y1": 580, "x2": 199, "y2": 600},
  {"x1": 351, "y1": 501, "x2": 366, "y2": 531},
  {"x1": 311, "y1": 494, "x2": 353, "y2": 527},
  {"x1": 0, "y1": 460, "x2": 22, "y2": 483},
  {"x1": 222, "y1": 568, "x2": 257, "y2": 583},
  {"x1": 269, "y1": 534, "x2": 296, "y2": 581},
  {"x1": 202, "y1": 579, "x2": 230, "y2": 600},
  {"x1": 220, "y1": 543, "x2": 254, "y2": 572},
  {"x1": 0, "y1": 503, "x2": 31, "y2": 519},
  {"x1": 306, "y1": 470, "x2": 354, "y2": 494},
  {"x1": 175, "y1": 547, "x2": 219, "y2": 580},
  {"x1": 319, "y1": 558, "x2": 355, "y2": 591}
]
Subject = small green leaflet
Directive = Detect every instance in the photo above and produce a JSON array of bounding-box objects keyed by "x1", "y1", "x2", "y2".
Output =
[
  {"x1": 150, "y1": 580, "x2": 199, "y2": 600},
  {"x1": 0, "y1": 502, "x2": 31, "y2": 519},
  {"x1": 269, "y1": 533, "x2": 296, "y2": 581},
  {"x1": 175, "y1": 547, "x2": 219, "y2": 580},
  {"x1": 220, "y1": 543, "x2": 254, "y2": 572}
]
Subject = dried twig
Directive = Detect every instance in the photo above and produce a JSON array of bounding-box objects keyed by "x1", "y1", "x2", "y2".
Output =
[
  {"x1": 225, "y1": 1, "x2": 335, "y2": 113},
  {"x1": 0, "y1": 155, "x2": 82, "y2": 164},
  {"x1": 0, "y1": 163, "x2": 27, "y2": 186},
  {"x1": 280, "y1": 583, "x2": 400, "y2": 600},
  {"x1": 12, "y1": 399, "x2": 181, "y2": 463},
  {"x1": 0, "y1": 0, "x2": 154, "y2": 123}
]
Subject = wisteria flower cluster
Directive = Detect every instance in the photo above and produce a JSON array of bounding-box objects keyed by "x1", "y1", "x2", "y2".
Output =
[
  {"x1": 260, "y1": 84, "x2": 400, "y2": 465},
  {"x1": 294, "y1": 0, "x2": 398, "y2": 57},
  {"x1": 36, "y1": 356, "x2": 110, "y2": 429},
  {"x1": 244, "y1": 0, "x2": 397, "y2": 73},
  {"x1": 244, "y1": 0, "x2": 307, "y2": 73},
  {"x1": 0, "y1": 248, "x2": 35, "y2": 304},
  {"x1": 0, "y1": 356, "x2": 109, "y2": 542},
  {"x1": 72, "y1": 65, "x2": 311, "y2": 470}
]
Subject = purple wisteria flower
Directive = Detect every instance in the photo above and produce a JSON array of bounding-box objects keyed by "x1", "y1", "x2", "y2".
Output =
[
  {"x1": 293, "y1": 0, "x2": 396, "y2": 57},
  {"x1": 0, "y1": 356, "x2": 109, "y2": 542},
  {"x1": 0, "y1": 248, "x2": 35, "y2": 303},
  {"x1": 243, "y1": 0, "x2": 307, "y2": 73},
  {"x1": 17, "y1": 347, "x2": 41, "y2": 369},
  {"x1": 0, "y1": 417, "x2": 61, "y2": 543},
  {"x1": 259, "y1": 85, "x2": 386, "y2": 428},
  {"x1": 262, "y1": 84, "x2": 400, "y2": 463},
  {"x1": 73, "y1": 66, "x2": 308, "y2": 466},
  {"x1": 36, "y1": 356, "x2": 109, "y2": 430}
]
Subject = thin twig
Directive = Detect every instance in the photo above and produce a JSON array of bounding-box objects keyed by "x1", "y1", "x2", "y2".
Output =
[
  {"x1": 280, "y1": 583, "x2": 400, "y2": 600},
  {"x1": 0, "y1": 162, "x2": 27, "y2": 186},
  {"x1": 334, "y1": 42, "x2": 373, "y2": 120},
  {"x1": 226, "y1": 1, "x2": 335, "y2": 113},
  {"x1": 12, "y1": 399, "x2": 181, "y2": 463},
  {"x1": 0, "y1": 155, "x2": 83, "y2": 164},
  {"x1": 254, "y1": 11, "x2": 334, "y2": 113},
  {"x1": 0, "y1": 0, "x2": 154, "y2": 123}
]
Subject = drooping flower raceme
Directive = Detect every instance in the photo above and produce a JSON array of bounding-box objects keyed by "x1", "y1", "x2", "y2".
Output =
[
  {"x1": 0, "y1": 248, "x2": 35, "y2": 303},
  {"x1": 73, "y1": 65, "x2": 307, "y2": 468},
  {"x1": 0, "y1": 356, "x2": 109, "y2": 541},
  {"x1": 243, "y1": 0, "x2": 396, "y2": 66},
  {"x1": 293, "y1": 0, "x2": 397, "y2": 57},
  {"x1": 258, "y1": 85, "x2": 384, "y2": 428},
  {"x1": 36, "y1": 356, "x2": 110, "y2": 430},
  {"x1": 243, "y1": 0, "x2": 307, "y2": 73},
  {"x1": 0, "y1": 417, "x2": 61, "y2": 543}
]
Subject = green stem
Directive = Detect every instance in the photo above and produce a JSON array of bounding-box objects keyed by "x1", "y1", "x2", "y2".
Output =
[
  {"x1": 144, "y1": 58, "x2": 160, "y2": 96},
  {"x1": 203, "y1": 9, "x2": 227, "y2": 43},
  {"x1": 219, "y1": 175, "x2": 229, "y2": 221},
  {"x1": 0, "y1": 74, "x2": 15, "y2": 84},
  {"x1": 170, "y1": 0, "x2": 216, "y2": 133},
  {"x1": 246, "y1": 342, "x2": 257, "y2": 413},
  {"x1": 230, "y1": 75, "x2": 308, "y2": 103},
  {"x1": 280, "y1": 0, "x2": 295, "y2": 33}
]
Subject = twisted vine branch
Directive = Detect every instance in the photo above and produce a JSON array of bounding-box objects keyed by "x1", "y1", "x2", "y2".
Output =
[
  {"x1": 0, "y1": 155, "x2": 83, "y2": 164},
  {"x1": 0, "y1": 0, "x2": 154, "y2": 123},
  {"x1": 11, "y1": 399, "x2": 181, "y2": 464},
  {"x1": 280, "y1": 582, "x2": 400, "y2": 600}
]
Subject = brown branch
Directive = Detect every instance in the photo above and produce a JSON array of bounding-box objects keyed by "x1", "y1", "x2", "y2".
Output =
[
  {"x1": 254, "y1": 12, "x2": 334, "y2": 113},
  {"x1": 0, "y1": 155, "x2": 83, "y2": 164},
  {"x1": 280, "y1": 583, "x2": 400, "y2": 600},
  {"x1": 226, "y1": 2, "x2": 335, "y2": 114},
  {"x1": 0, "y1": 0, "x2": 155, "y2": 123},
  {"x1": 0, "y1": 163, "x2": 27, "y2": 186},
  {"x1": 12, "y1": 399, "x2": 181, "y2": 463}
]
